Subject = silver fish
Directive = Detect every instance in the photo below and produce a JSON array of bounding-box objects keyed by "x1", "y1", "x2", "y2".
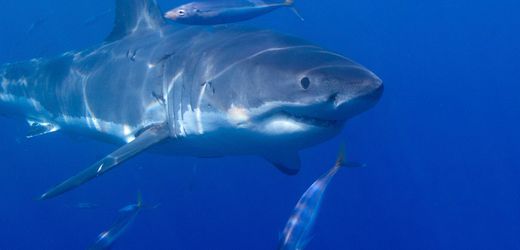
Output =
[
  {"x1": 89, "y1": 193, "x2": 143, "y2": 250},
  {"x1": 279, "y1": 149, "x2": 365, "y2": 250},
  {"x1": 164, "y1": 0, "x2": 302, "y2": 25},
  {"x1": 74, "y1": 202, "x2": 100, "y2": 209}
]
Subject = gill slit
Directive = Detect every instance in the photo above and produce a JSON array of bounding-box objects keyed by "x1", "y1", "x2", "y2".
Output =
[
  {"x1": 162, "y1": 65, "x2": 174, "y2": 137},
  {"x1": 195, "y1": 81, "x2": 207, "y2": 134}
]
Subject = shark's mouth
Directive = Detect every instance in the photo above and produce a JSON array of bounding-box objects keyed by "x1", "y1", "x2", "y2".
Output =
[
  {"x1": 249, "y1": 103, "x2": 344, "y2": 134},
  {"x1": 256, "y1": 111, "x2": 340, "y2": 136},
  {"x1": 279, "y1": 111, "x2": 341, "y2": 128}
]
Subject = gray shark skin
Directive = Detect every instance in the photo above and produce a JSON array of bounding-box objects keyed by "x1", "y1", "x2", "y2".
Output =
[{"x1": 0, "y1": 0, "x2": 383, "y2": 199}]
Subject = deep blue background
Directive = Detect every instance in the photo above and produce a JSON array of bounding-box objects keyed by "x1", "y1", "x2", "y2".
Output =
[{"x1": 1, "y1": 0, "x2": 519, "y2": 249}]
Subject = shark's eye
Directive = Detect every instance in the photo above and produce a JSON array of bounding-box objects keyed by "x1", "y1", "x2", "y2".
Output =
[
  {"x1": 300, "y1": 77, "x2": 311, "y2": 90},
  {"x1": 177, "y1": 9, "x2": 186, "y2": 16}
]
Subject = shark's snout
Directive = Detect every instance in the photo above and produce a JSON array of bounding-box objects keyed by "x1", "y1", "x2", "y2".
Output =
[
  {"x1": 300, "y1": 65, "x2": 383, "y2": 122},
  {"x1": 273, "y1": 64, "x2": 383, "y2": 126},
  {"x1": 332, "y1": 75, "x2": 383, "y2": 121},
  {"x1": 334, "y1": 73, "x2": 383, "y2": 107}
]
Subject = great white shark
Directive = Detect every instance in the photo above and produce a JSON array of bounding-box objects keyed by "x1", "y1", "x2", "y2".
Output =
[{"x1": 0, "y1": 0, "x2": 383, "y2": 200}]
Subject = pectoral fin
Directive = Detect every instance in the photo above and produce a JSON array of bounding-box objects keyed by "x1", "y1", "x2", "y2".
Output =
[
  {"x1": 264, "y1": 152, "x2": 301, "y2": 175},
  {"x1": 39, "y1": 124, "x2": 169, "y2": 200}
]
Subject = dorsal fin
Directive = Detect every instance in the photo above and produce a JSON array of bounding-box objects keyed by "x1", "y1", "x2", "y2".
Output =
[{"x1": 106, "y1": 0, "x2": 165, "y2": 42}]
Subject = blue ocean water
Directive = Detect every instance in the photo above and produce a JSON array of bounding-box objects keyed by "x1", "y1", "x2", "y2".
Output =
[{"x1": 0, "y1": 0, "x2": 519, "y2": 249}]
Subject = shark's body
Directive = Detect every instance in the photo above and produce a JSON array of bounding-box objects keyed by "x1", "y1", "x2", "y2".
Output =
[{"x1": 0, "y1": 0, "x2": 383, "y2": 199}]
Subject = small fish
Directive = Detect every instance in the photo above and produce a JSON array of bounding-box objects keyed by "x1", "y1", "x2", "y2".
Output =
[
  {"x1": 26, "y1": 17, "x2": 47, "y2": 35},
  {"x1": 74, "y1": 202, "x2": 99, "y2": 209},
  {"x1": 164, "y1": 0, "x2": 303, "y2": 25},
  {"x1": 89, "y1": 193, "x2": 144, "y2": 250},
  {"x1": 278, "y1": 147, "x2": 365, "y2": 250}
]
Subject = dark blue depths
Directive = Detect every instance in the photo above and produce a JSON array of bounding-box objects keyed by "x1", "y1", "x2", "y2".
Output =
[{"x1": 0, "y1": 0, "x2": 519, "y2": 249}]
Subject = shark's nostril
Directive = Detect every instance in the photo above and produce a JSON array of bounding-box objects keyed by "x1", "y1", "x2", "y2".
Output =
[{"x1": 328, "y1": 93, "x2": 339, "y2": 105}]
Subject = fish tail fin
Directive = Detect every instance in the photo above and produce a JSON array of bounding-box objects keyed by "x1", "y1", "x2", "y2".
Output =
[
  {"x1": 284, "y1": 0, "x2": 304, "y2": 21},
  {"x1": 290, "y1": 7, "x2": 305, "y2": 21},
  {"x1": 335, "y1": 144, "x2": 366, "y2": 168},
  {"x1": 137, "y1": 190, "x2": 143, "y2": 208},
  {"x1": 135, "y1": 191, "x2": 161, "y2": 210},
  {"x1": 335, "y1": 144, "x2": 347, "y2": 167}
]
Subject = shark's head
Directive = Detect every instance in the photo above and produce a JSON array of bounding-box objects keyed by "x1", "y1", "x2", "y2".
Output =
[{"x1": 187, "y1": 35, "x2": 383, "y2": 151}]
